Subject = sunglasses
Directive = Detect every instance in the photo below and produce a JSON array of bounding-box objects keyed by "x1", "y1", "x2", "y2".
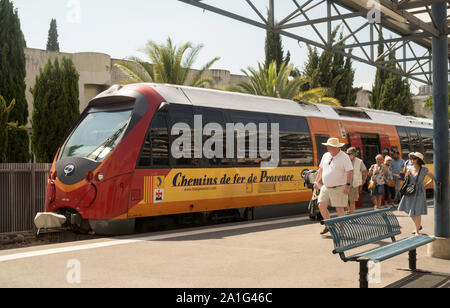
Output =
[{"x1": 329, "y1": 158, "x2": 333, "y2": 165}]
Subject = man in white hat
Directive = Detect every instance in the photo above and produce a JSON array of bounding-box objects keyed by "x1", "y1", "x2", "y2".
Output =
[{"x1": 314, "y1": 138, "x2": 354, "y2": 235}]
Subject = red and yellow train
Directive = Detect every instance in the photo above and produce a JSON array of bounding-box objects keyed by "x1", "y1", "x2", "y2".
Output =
[{"x1": 44, "y1": 83, "x2": 444, "y2": 234}]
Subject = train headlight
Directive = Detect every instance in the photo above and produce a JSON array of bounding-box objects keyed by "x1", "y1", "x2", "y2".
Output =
[{"x1": 97, "y1": 173, "x2": 104, "y2": 181}]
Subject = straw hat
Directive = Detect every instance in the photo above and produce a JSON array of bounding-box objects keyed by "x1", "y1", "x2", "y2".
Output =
[
  {"x1": 322, "y1": 137, "x2": 345, "y2": 148},
  {"x1": 412, "y1": 152, "x2": 425, "y2": 164}
]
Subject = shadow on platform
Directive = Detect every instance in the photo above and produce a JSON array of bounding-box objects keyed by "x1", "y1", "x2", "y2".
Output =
[
  {"x1": 152, "y1": 216, "x2": 317, "y2": 241},
  {"x1": 386, "y1": 271, "x2": 450, "y2": 288}
]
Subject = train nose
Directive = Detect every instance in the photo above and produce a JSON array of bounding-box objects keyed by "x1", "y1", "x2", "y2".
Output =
[{"x1": 55, "y1": 157, "x2": 101, "y2": 186}]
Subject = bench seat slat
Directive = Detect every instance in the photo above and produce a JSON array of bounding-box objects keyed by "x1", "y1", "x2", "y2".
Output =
[
  {"x1": 322, "y1": 209, "x2": 402, "y2": 254},
  {"x1": 346, "y1": 235, "x2": 436, "y2": 262}
]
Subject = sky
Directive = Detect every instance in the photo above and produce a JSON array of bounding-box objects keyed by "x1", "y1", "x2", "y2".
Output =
[{"x1": 11, "y1": 0, "x2": 426, "y2": 94}]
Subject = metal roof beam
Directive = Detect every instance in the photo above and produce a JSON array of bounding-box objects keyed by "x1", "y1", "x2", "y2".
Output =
[
  {"x1": 178, "y1": 0, "x2": 448, "y2": 84},
  {"x1": 398, "y1": 0, "x2": 446, "y2": 10}
]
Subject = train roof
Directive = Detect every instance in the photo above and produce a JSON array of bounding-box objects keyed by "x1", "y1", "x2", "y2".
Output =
[{"x1": 97, "y1": 83, "x2": 435, "y2": 130}]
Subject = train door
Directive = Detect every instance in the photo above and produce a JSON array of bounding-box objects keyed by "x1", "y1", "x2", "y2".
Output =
[
  {"x1": 360, "y1": 133, "x2": 380, "y2": 167},
  {"x1": 379, "y1": 135, "x2": 391, "y2": 157},
  {"x1": 315, "y1": 134, "x2": 329, "y2": 166},
  {"x1": 348, "y1": 133, "x2": 364, "y2": 160}
]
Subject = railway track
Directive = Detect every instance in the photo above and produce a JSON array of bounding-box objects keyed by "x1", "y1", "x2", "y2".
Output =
[{"x1": 0, "y1": 229, "x2": 102, "y2": 251}]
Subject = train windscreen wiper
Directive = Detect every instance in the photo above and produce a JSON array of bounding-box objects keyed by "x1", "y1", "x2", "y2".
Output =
[{"x1": 88, "y1": 124, "x2": 128, "y2": 161}]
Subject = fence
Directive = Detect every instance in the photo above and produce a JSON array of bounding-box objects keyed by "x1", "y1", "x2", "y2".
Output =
[{"x1": 0, "y1": 163, "x2": 52, "y2": 233}]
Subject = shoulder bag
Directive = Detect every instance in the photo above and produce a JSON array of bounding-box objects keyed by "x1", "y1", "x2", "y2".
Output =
[{"x1": 400, "y1": 167, "x2": 422, "y2": 196}]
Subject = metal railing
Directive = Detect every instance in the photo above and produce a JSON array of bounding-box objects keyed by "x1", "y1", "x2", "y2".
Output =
[{"x1": 0, "y1": 163, "x2": 52, "y2": 233}]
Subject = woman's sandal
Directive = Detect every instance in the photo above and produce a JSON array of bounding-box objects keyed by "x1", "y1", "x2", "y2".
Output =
[{"x1": 412, "y1": 226, "x2": 423, "y2": 234}]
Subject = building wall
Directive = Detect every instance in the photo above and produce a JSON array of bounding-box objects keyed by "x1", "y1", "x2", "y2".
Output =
[
  {"x1": 25, "y1": 48, "x2": 113, "y2": 126},
  {"x1": 355, "y1": 89, "x2": 371, "y2": 108}
]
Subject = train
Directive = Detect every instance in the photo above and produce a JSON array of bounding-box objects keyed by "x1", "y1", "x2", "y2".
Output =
[{"x1": 43, "y1": 83, "x2": 447, "y2": 235}]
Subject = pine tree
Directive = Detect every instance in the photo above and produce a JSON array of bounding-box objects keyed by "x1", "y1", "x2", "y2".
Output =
[
  {"x1": 335, "y1": 56, "x2": 358, "y2": 107},
  {"x1": 301, "y1": 46, "x2": 320, "y2": 91},
  {"x1": 31, "y1": 57, "x2": 80, "y2": 162},
  {"x1": 0, "y1": 96, "x2": 13, "y2": 162},
  {"x1": 378, "y1": 51, "x2": 415, "y2": 115},
  {"x1": 46, "y1": 19, "x2": 60, "y2": 52},
  {"x1": 0, "y1": 0, "x2": 30, "y2": 162},
  {"x1": 265, "y1": 29, "x2": 284, "y2": 72},
  {"x1": 301, "y1": 28, "x2": 357, "y2": 106},
  {"x1": 264, "y1": 10, "x2": 298, "y2": 75},
  {"x1": 370, "y1": 41, "x2": 389, "y2": 109},
  {"x1": 0, "y1": 96, "x2": 26, "y2": 162}
]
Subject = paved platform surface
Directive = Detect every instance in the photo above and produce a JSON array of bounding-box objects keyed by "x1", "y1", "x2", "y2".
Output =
[{"x1": 0, "y1": 205, "x2": 448, "y2": 288}]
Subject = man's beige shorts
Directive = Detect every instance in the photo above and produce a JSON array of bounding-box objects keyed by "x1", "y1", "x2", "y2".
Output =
[
  {"x1": 348, "y1": 187, "x2": 360, "y2": 202},
  {"x1": 318, "y1": 185, "x2": 348, "y2": 208}
]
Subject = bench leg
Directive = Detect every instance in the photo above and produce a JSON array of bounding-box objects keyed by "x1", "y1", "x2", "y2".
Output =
[
  {"x1": 359, "y1": 261, "x2": 369, "y2": 288},
  {"x1": 409, "y1": 249, "x2": 417, "y2": 271},
  {"x1": 398, "y1": 249, "x2": 431, "y2": 274}
]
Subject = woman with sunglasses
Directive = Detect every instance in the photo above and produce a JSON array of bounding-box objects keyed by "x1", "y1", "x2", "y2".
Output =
[{"x1": 398, "y1": 152, "x2": 434, "y2": 235}]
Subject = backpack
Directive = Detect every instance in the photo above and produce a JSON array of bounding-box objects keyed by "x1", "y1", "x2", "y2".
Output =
[{"x1": 308, "y1": 189, "x2": 323, "y2": 221}]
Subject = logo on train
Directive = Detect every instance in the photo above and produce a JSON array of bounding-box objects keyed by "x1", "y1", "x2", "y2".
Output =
[
  {"x1": 154, "y1": 189, "x2": 164, "y2": 203},
  {"x1": 63, "y1": 164, "x2": 76, "y2": 177},
  {"x1": 154, "y1": 176, "x2": 164, "y2": 203}
]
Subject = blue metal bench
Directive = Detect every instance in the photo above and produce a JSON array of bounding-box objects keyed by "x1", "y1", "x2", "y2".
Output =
[{"x1": 320, "y1": 208, "x2": 435, "y2": 288}]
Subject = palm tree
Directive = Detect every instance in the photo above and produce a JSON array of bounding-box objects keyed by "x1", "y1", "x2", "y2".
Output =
[
  {"x1": 115, "y1": 37, "x2": 220, "y2": 88},
  {"x1": 294, "y1": 88, "x2": 341, "y2": 106},
  {"x1": 229, "y1": 61, "x2": 341, "y2": 106},
  {"x1": 228, "y1": 61, "x2": 307, "y2": 99}
]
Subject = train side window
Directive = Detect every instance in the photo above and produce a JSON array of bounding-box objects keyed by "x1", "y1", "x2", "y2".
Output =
[
  {"x1": 418, "y1": 128, "x2": 433, "y2": 163},
  {"x1": 138, "y1": 112, "x2": 169, "y2": 167},
  {"x1": 231, "y1": 111, "x2": 270, "y2": 166},
  {"x1": 273, "y1": 115, "x2": 314, "y2": 166},
  {"x1": 407, "y1": 127, "x2": 424, "y2": 154},
  {"x1": 197, "y1": 107, "x2": 226, "y2": 167},
  {"x1": 396, "y1": 126, "x2": 410, "y2": 160},
  {"x1": 169, "y1": 104, "x2": 196, "y2": 167}
]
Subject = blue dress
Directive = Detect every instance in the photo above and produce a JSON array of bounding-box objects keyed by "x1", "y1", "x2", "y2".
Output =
[{"x1": 398, "y1": 167, "x2": 428, "y2": 217}]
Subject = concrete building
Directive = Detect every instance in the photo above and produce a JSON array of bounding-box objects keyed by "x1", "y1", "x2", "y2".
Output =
[
  {"x1": 355, "y1": 89, "x2": 371, "y2": 108},
  {"x1": 413, "y1": 85, "x2": 433, "y2": 119},
  {"x1": 24, "y1": 47, "x2": 248, "y2": 126},
  {"x1": 353, "y1": 86, "x2": 434, "y2": 120}
]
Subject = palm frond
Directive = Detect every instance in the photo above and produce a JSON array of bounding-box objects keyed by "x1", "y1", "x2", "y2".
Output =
[
  {"x1": 190, "y1": 56, "x2": 221, "y2": 88},
  {"x1": 114, "y1": 60, "x2": 153, "y2": 84}
]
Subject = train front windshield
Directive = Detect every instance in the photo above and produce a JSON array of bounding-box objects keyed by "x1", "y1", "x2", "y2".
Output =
[{"x1": 60, "y1": 109, "x2": 132, "y2": 161}]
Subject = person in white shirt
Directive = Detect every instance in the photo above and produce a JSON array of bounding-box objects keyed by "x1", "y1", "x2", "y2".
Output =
[
  {"x1": 346, "y1": 147, "x2": 368, "y2": 214},
  {"x1": 314, "y1": 138, "x2": 354, "y2": 235}
]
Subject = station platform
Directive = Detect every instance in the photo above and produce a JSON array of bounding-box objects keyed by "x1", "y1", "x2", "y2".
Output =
[{"x1": 0, "y1": 204, "x2": 448, "y2": 288}]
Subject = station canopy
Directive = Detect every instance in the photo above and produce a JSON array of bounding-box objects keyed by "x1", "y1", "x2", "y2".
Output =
[{"x1": 179, "y1": 0, "x2": 450, "y2": 85}]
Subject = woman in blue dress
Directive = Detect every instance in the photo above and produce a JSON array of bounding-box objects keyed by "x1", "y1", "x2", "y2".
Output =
[{"x1": 398, "y1": 152, "x2": 434, "y2": 235}]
